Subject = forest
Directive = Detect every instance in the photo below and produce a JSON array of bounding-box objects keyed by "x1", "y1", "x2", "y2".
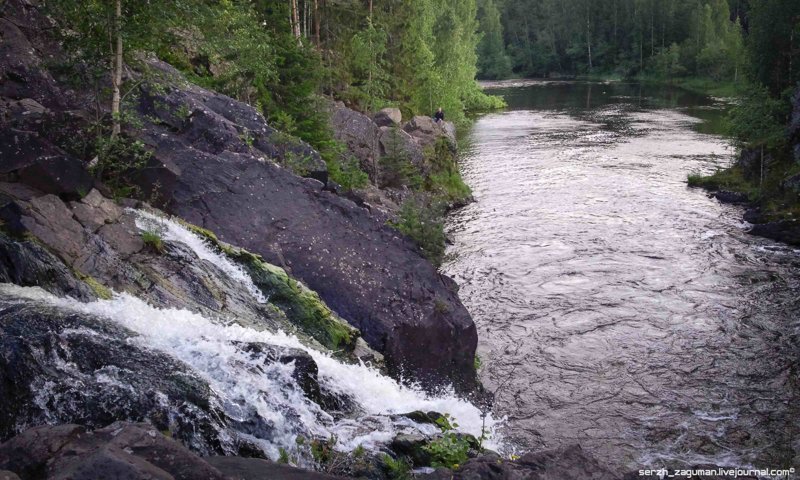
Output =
[
  {"x1": 477, "y1": 0, "x2": 797, "y2": 88},
  {"x1": 47, "y1": 0, "x2": 504, "y2": 192}
]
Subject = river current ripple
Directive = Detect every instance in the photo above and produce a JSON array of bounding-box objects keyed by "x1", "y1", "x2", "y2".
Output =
[{"x1": 443, "y1": 82, "x2": 800, "y2": 471}]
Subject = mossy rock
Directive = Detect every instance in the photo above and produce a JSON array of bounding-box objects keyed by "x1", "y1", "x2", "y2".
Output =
[
  {"x1": 76, "y1": 272, "x2": 113, "y2": 300},
  {"x1": 180, "y1": 220, "x2": 359, "y2": 352}
]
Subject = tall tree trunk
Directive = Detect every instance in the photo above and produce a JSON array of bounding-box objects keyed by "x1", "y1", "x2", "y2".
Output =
[
  {"x1": 111, "y1": 0, "x2": 123, "y2": 138},
  {"x1": 291, "y1": 0, "x2": 301, "y2": 39},
  {"x1": 586, "y1": 3, "x2": 592, "y2": 71},
  {"x1": 313, "y1": 0, "x2": 320, "y2": 45},
  {"x1": 650, "y1": 0, "x2": 655, "y2": 56},
  {"x1": 368, "y1": 0, "x2": 373, "y2": 20}
]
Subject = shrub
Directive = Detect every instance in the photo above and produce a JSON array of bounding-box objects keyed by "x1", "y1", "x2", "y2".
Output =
[
  {"x1": 390, "y1": 196, "x2": 446, "y2": 266},
  {"x1": 382, "y1": 454, "x2": 412, "y2": 480},
  {"x1": 141, "y1": 230, "x2": 165, "y2": 253},
  {"x1": 422, "y1": 414, "x2": 471, "y2": 469}
]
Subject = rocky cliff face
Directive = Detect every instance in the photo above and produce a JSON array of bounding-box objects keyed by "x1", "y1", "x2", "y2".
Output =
[{"x1": 0, "y1": 0, "x2": 477, "y2": 392}]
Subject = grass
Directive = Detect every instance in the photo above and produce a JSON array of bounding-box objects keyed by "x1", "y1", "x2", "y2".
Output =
[
  {"x1": 141, "y1": 230, "x2": 165, "y2": 253},
  {"x1": 687, "y1": 166, "x2": 758, "y2": 197}
]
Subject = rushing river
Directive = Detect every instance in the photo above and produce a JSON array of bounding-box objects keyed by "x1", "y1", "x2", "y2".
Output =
[{"x1": 443, "y1": 80, "x2": 800, "y2": 471}]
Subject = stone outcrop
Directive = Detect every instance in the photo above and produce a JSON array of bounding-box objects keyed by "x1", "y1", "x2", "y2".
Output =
[
  {"x1": 328, "y1": 101, "x2": 381, "y2": 180},
  {"x1": 0, "y1": 423, "x2": 341, "y2": 480},
  {"x1": 373, "y1": 107, "x2": 402, "y2": 127},
  {"x1": 403, "y1": 115, "x2": 457, "y2": 152}
]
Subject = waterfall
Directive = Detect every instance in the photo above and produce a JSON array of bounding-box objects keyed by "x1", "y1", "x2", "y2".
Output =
[{"x1": 0, "y1": 210, "x2": 503, "y2": 463}]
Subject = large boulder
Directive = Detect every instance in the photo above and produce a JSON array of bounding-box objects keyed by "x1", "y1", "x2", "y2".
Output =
[
  {"x1": 373, "y1": 107, "x2": 402, "y2": 127},
  {"x1": 129, "y1": 68, "x2": 477, "y2": 391},
  {"x1": 328, "y1": 101, "x2": 381, "y2": 181},
  {"x1": 403, "y1": 116, "x2": 457, "y2": 152}
]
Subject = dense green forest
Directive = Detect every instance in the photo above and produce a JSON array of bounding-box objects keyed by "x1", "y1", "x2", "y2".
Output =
[{"x1": 476, "y1": 0, "x2": 798, "y2": 86}]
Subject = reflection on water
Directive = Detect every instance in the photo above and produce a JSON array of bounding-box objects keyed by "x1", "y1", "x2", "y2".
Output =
[{"x1": 444, "y1": 81, "x2": 800, "y2": 470}]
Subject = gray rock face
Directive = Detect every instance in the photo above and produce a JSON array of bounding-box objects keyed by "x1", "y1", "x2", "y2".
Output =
[
  {"x1": 328, "y1": 101, "x2": 381, "y2": 180},
  {"x1": 403, "y1": 116, "x2": 457, "y2": 152},
  {"x1": 373, "y1": 107, "x2": 402, "y2": 127},
  {"x1": 378, "y1": 126, "x2": 426, "y2": 174}
]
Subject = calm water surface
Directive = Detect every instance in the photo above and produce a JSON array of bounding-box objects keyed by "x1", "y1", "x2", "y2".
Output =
[{"x1": 443, "y1": 80, "x2": 800, "y2": 470}]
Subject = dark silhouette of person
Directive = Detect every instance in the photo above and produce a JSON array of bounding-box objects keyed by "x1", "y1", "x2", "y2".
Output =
[{"x1": 434, "y1": 107, "x2": 445, "y2": 123}]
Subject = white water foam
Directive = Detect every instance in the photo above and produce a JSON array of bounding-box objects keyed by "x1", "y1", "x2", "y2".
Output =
[
  {"x1": 1, "y1": 285, "x2": 502, "y2": 460},
  {"x1": 132, "y1": 209, "x2": 268, "y2": 304}
]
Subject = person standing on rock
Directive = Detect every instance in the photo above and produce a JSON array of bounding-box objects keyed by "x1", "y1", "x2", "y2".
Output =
[{"x1": 434, "y1": 107, "x2": 445, "y2": 123}]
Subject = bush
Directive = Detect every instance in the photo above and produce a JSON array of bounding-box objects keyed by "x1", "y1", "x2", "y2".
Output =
[
  {"x1": 382, "y1": 454, "x2": 412, "y2": 480},
  {"x1": 90, "y1": 135, "x2": 152, "y2": 199},
  {"x1": 390, "y1": 196, "x2": 446, "y2": 266},
  {"x1": 141, "y1": 230, "x2": 165, "y2": 253},
  {"x1": 422, "y1": 414, "x2": 471, "y2": 469}
]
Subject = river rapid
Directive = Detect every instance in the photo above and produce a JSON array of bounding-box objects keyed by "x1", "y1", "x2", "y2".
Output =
[{"x1": 443, "y1": 80, "x2": 800, "y2": 471}]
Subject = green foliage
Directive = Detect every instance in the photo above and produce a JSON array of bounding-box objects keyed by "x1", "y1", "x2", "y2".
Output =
[
  {"x1": 476, "y1": 0, "x2": 512, "y2": 79},
  {"x1": 687, "y1": 168, "x2": 760, "y2": 200},
  {"x1": 278, "y1": 447, "x2": 290, "y2": 464},
  {"x1": 141, "y1": 230, "x2": 165, "y2": 253},
  {"x1": 746, "y1": 0, "x2": 800, "y2": 95},
  {"x1": 90, "y1": 135, "x2": 152, "y2": 199},
  {"x1": 390, "y1": 197, "x2": 447, "y2": 267},
  {"x1": 483, "y1": 0, "x2": 752, "y2": 83},
  {"x1": 474, "y1": 354, "x2": 482, "y2": 371},
  {"x1": 327, "y1": 155, "x2": 370, "y2": 192},
  {"x1": 382, "y1": 454, "x2": 412, "y2": 480},
  {"x1": 727, "y1": 85, "x2": 788, "y2": 150},
  {"x1": 422, "y1": 413, "x2": 471, "y2": 469}
]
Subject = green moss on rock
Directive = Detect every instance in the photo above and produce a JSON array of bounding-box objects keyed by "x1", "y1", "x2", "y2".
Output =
[
  {"x1": 180, "y1": 219, "x2": 359, "y2": 352},
  {"x1": 76, "y1": 272, "x2": 113, "y2": 300}
]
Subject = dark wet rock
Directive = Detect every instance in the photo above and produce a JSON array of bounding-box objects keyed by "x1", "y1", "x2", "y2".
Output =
[
  {"x1": 329, "y1": 101, "x2": 381, "y2": 180},
  {"x1": 0, "y1": 233, "x2": 96, "y2": 301},
  {"x1": 0, "y1": 301, "x2": 229, "y2": 454},
  {"x1": 748, "y1": 220, "x2": 800, "y2": 246},
  {"x1": 373, "y1": 107, "x2": 402, "y2": 127},
  {"x1": 237, "y1": 342, "x2": 321, "y2": 403},
  {"x1": 134, "y1": 59, "x2": 327, "y2": 185},
  {"x1": 713, "y1": 190, "x2": 750, "y2": 204},
  {"x1": 0, "y1": 129, "x2": 93, "y2": 201},
  {"x1": 205, "y1": 456, "x2": 346, "y2": 480},
  {"x1": 390, "y1": 433, "x2": 431, "y2": 467},
  {"x1": 0, "y1": 422, "x2": 229, "y2": 480},
  {"x1": 0, "y1": 470, "x2": 19, "y2": 480},
  {"x1": 428, "y1": 445, "x2": 620, "y2": 480},
  {"x1": 397, "y1": 411, "x2": 445, "y2": 425}
]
